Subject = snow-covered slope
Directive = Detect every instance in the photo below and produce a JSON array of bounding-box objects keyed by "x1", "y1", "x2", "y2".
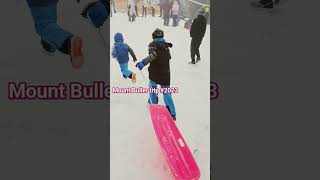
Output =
[{"x1": 110, "y1": 13, "x2": 210, "y2": 180}]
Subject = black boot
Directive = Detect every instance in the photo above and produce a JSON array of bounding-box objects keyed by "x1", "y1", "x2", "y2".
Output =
[
  {"x1": 190, "y1": 59, "x2": 196, "y2": 64},
  {"x1": 166, "y1": 106, "x2": 176, "y2": 121},
  {"x1": 41, "y1": 40, "x2": 56, "y2": 53},
  {"x1": 196, "y1": 57, "x2": 201, "y2": 63}
]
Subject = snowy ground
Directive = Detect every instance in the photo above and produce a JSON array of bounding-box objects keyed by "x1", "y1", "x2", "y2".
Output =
[{"x1": 110, "y1": 13, "x2": 211, "y2": 180}]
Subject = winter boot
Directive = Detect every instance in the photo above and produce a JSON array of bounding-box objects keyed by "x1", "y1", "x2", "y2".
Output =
[
  {"x1": 131, "y1": 72, "x2": 137, "y2": 83},
  {"x1": 41, "y1": 40, "x2": 56, "y2": 56}
]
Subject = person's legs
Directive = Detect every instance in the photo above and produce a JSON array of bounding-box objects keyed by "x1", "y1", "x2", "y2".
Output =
[
  {"x1": 144, "y1": 7, "x2": 147, "y2": 17},
  {"x1": 251, "y1": 0, "x2": 273, "y2": 8},
  {"x1": 164, "y1": 14, "x2": 168, "y2": 25},
  {"x1": 190, "y1": 38, "x2": 197, "y2": 63},
  {"x1": 148, "y1": 81, "x2": 159, "y2": 104},
  {"x1": 135, "y1": 6, "x2": 139, "y2": 16},
  {"x1": 128, "y1": 10, "x2": 131, "y2": 21},
  {"x1": 29, "y1": 3, "x2": 73, "y2": 53},
  {"x1": 112, "y1": 0, "x2": 116, "y2": 13},
  {"x1": 119, "y1": 63, "x2": 133, "y2": 78},
  {"x1": 142, "y1": 6, "x2": 144, "y2": 16},
  {"x1": 195, "y1": 38, "x2": 202, "y2": 60},
  {"x1": 161, "y1": 85, "x2": 176, "y2": 117}
]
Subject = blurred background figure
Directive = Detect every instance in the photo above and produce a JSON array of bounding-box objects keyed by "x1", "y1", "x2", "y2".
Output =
[
  {"x1": 171, "y1": 0, "x2": 180, "y2": 26},
  {"x1": 163, "y1": 0, "x2": 172, "y2": 26},
  {"x1": 134, "y1": 0, "x2": 140, "y2": 17},
  {"x1": 128, "y1": 0, "x2": 137, "y2": 21},
  {"x1": 151, "y1": 0, "x2": 159, "y2": 17},
  {"x1": 142, "y1": 0, "x2": 149, "y2": 17},
  {"x1": 26, "y1": 0, "x2": 109, "y2": 69},
  {"x1": 159, "y1": 0, "x2": 165, "y2": 17},
  {"x1": 250, "y1": 0, "x2": 282, "y2": 9}
]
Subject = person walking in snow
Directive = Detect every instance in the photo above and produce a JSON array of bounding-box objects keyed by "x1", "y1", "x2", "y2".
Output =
[
  {"x1": 112, "y1": 33, "x2": 138, "y2": 83},
  {"x1": 135, "y1": 28, "x2": 177, "y2": 120},
  {"x1": 162, "y1": 0, "x2": 172, "y2": 26},
  {"x1": 128, "y1": 0, "x2": 137, "y2": 21},
  {"x1": 189, "y1": 8, "x2": 207, "y2": 64},
  {"x1": 133, "y1": 0, "x2": 140, "y2": 17},
  {"x1": 151, "y1": 0, "x2": 159, "y2": 17},
  {"x1": 171, "y1": 0, "x2": 179, "y2": 26}
]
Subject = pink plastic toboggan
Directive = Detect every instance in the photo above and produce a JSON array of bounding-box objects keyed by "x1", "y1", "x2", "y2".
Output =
[{"x1": 149, "y1": 104, "x2": 201, "y2": 180}]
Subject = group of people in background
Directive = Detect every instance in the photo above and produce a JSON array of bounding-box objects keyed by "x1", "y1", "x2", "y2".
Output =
[
  {"x1": 112, "y1": 0, "x2": 209, "y2": 64},
  {"x1": 112, "y1": 0, "x2": 181, "y2": 26}
]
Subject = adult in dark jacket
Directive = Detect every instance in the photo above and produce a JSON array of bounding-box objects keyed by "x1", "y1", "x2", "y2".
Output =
[
  {"x1": 190, "y1": 9, "x2": 207, "y2": 64},
  {"x1": 159, "y1": 0, "x2": 165, "y2": 17},
  {"x1": 162, "y1": 0, "x2": 172, "y2": 26},
  {"x1": 26, "y1": 0, "x2": 109, "y2": 69},
  {"x1": 135, "y1": 28, "x2": 177, "y2": 120}
]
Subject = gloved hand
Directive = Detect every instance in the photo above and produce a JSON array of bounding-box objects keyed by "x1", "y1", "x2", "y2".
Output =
[
  {"x1": 136, "y1": 61, "x2": 145, "y2": 70},
  {"x1": 81, "y1": 1, "x2": 109, "y2": 28}
]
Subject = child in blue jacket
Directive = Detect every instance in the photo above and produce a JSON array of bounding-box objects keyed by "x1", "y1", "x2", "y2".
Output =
[{"x1": 112, "y1": 33, "x2": 138, "y2": 83}]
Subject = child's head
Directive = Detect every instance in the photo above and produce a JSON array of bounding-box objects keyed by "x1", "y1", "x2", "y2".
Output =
[
  {"x1": 114, "y1": 33, "x2": 124, "y2": 43},
  {"x1": 152, "y1": 28, "x2": 164, "y2": 39}
]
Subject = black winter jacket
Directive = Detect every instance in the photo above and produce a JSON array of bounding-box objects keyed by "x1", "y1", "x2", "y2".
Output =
[
  {"x1": 190, "y1": 14, "x2": 207, "y2": 39},
  {"x1": 142, "y1": 39, "x2": 173, "y2": 86}
]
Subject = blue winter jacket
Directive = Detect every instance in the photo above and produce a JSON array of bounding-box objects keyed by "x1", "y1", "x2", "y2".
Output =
[
  {"x1": 112, "y1": 33, "x2": 130, "y2": 64},
  {"x1": 27, "y1": 0, "x2": 108, "y2": 8}
]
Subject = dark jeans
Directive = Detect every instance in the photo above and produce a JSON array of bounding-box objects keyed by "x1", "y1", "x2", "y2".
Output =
[
  {"x1": 191, "y1": 38, "x2": 203, "y2": 61},
  {"x1": 172, "y1": 15, "x2": 178, "y2": 26},
  {"x1": 163, "y1": 13, "x2": 170, "y2": 26}
]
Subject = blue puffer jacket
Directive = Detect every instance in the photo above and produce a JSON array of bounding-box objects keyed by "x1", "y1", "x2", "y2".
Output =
[{"x1": 112, "y1": 33, "x2": 129, "y2": 64}]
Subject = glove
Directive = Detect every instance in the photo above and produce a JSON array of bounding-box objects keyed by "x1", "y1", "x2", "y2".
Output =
[
  {"x1": 136, "y1": 61, "x2": 145, "y2": 70},
  {"x1": 81, "y1": 1, "x2": 109, "y2": 28},
  {"x1": 166, "y1": 42, "x2": 173, "y2": 48}
]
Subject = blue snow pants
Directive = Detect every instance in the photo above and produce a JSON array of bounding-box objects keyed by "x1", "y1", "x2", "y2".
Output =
[
  {"x1": 148, "y1": 81, "x2": 176, "y2": 116},
  {"x1": 119, "y1": 63, "x2": 133, "y2": 78},
  {"x1": 28, "y1": 2, "x2": 73, "y2": 52}
]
